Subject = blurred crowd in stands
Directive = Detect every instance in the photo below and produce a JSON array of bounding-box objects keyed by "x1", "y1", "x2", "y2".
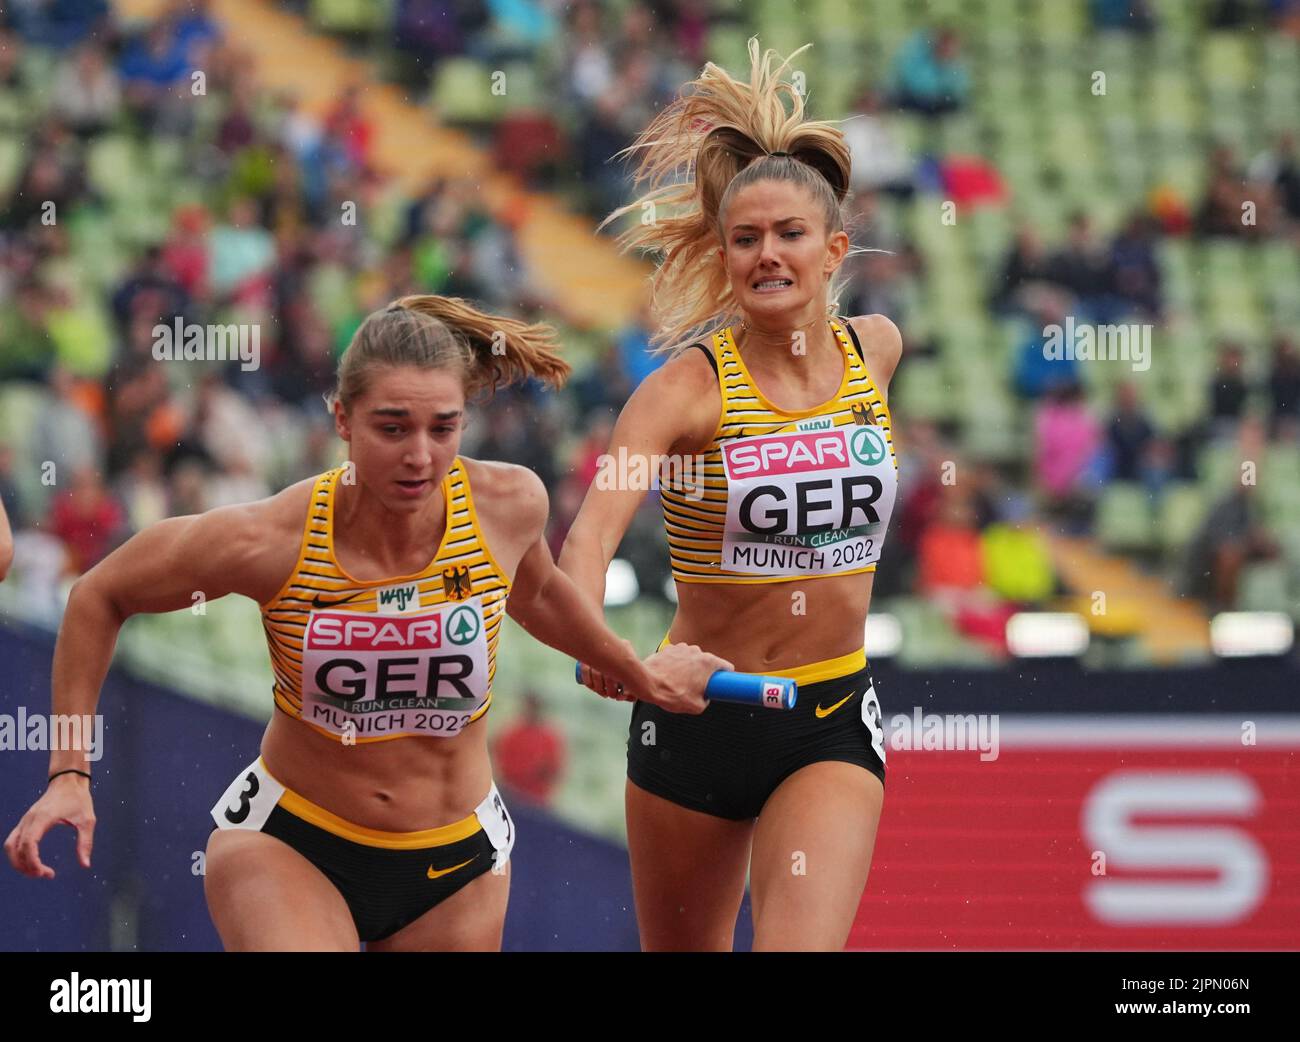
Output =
[{"x1": 2, "y1": 0, "x2": 1298, "y2": 676}]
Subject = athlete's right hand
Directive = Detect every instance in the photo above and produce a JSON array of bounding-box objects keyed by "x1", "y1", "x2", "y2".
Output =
[
  {"x1": 577, "y1": 638, "x2": 642, "y2": 705},
  {"x1": 4, "y1": 775, "x2": 95, "y2": 879},
  {"x1": 641, "y1": 642, "x2": 732, "y2": 716}
]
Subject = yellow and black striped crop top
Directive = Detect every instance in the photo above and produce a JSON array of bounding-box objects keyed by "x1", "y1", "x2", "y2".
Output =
[
  {"x1": 660, "y1": 318, "x2": 899, "y2": 585},
  {"x1": 259, "y1": 457, "x2": 511, "y2": 743}
]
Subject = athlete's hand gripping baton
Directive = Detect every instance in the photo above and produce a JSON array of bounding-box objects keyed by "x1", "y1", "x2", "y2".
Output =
[{"x1": 574, "y1": 661, "x2": 797, "y2": 709}]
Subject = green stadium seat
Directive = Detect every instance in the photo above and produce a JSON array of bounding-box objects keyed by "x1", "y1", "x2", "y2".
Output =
[
  {"x1": 1260, "y1": 443, "x2": 1300, "y2": 523},
  {"x1": 86, "y1": 134, "x2": 147, "y2": 201},
  {"x1": 109, "y1": 196, "x2": 171, "y2": 248},
  {"x1": 750, "y1": 0, "x2": 797, "y2": 45},
  {"x1": 707, "y1": 24, "x2": 759, "y2": 72},
  {"x1": 1157, "y1": 483, "x2": 1208, "y2": 558},
  {"x1": 17, "y1": 47, "x2": 57, "y2": 97},
  {"x1": 1202, "y1": 33, "x2": 1254, "y2": 92},
  {"x1": 1157, "y1": 152, "x2": 1204, "y2": 201},
  {"x1": 1277, "y1": 527, "x2": 1300, "y2": 594},
  {"x1": 1096, "y1": 482, "x2": 1157, "y2": 552},
  {"x1": 1148, "y1": 71, "x2": 1198, "y2": 133},
  {"x1": 46, "y1": 304, "x2": 115, "y2": 380},
  {"x1": 1237, "y1": 561, "x2": 1291, "y2": 613},
  {"x1": 888, "y1": 596, "x2": 995, "y2": 667},
  {"x1": 894, "y1": 358, "x2": 955, "y2": 421},
  {"x1": 0, "y1": 134, "x2": 24, "y2": 198},
  {"x1": 1036, "y1": 0, "x2": 1085, "y2": 44},
  {"x1": 145, "y1": 137, "x2": 186, "y2": 180},
  {"x1": 0, "y1": 89, "x2": 30, "y2": 132},
  {"x1": 1152, "y1": 0, "x2": 1196, "y2": 34},
  {"x1": 1198, "y1": 440, "x2": 1249, "y2": 494},
  {"x1": 813, "y1": 0, "x2": 857, "y2": 30},
  {"x1": 310, "y1": 0, "x2": 393, "y2": 32},
  {"x1": 0, "y1": 384, "x2": 55, "y2": 514},
  {"x1": 1094, "y1": 33, "x2": 1137, "y2": 70},
  {"x1": 66, "y1": 209, "x2": 122, "y2": 291},
  {"x1": 431, "y1": 57, "x2": 506, "y2": 124},
  {"x1": 0, "y1": 384, "x2": 47, "y2": 456}
]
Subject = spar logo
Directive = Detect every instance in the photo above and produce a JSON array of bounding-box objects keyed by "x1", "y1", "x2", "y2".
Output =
[
  {"x1": 725, "y1": 431, "x2": 851, "y2": 478},
  {"x1": 446, "y1": 605, "x2": 480, "y2": 645},
  {"x1": 306, "y1": 613, "x2": 442, "y2": 650},
  {"x1": 850, "y1": 426, "x2": 886, "y2": 466}
]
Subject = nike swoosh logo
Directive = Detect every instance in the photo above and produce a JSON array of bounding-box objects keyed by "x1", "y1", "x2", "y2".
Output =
[
  {"x1": 815, "y1": 691, "x2": 856, "y2": 719},
  {"x1": 426, "y1": 855, "x2": 478, "y2": 880},
  {"x1": 311, "y1": 590, "x2": 366, "y2": 610}
]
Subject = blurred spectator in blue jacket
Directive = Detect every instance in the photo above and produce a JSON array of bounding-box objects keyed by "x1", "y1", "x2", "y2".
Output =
[
  {"x1": 1091, "y1": 0, "x2": 1156, "y2": 32},
  {"x1": 890, "y1": 27, "x2": 969, "y2": 117},
  {"x1": 6, "y1": 0, "x2": 108, "y2": 48},
  {"x1": 1013, "y1": 291, "x2": 1081, "y2": 399}
]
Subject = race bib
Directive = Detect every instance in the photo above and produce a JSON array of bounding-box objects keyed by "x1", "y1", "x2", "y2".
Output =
[
  {"x1": 300, "y1": 595, "x2": 490, "y2": 740},
  {"x1": 475, "y1": 783, "x2": 516, "y2": 868},
  {"x1": 720, "y1": 424, "x2": 896, "y2": 577},
  {"x1": 861, "y1": 683, "x2": 887, "y2": 765},
  {"x1": 211, "y1": 757, "x2": 284, "y2": 831}
]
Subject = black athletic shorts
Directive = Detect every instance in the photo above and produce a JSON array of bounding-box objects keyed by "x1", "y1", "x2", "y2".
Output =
[
  {"x1": 627, "y1": 661, "x2": 887, "y2": 821},
  {"x1": 209, "y1": 757, "x2": 515, "y2": 944}
]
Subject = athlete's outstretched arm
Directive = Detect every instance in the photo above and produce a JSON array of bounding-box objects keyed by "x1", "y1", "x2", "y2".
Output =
[
  {"x1": 0, "y1": 497, "x2": 12, "y2": 582},
  {"x1": 556, "y1": 350, "x2": 719, "y2": 699},
  {"x1": 4, "y1": 498, "x2": 293, "y2": 879},
  {"x1": 505, "y1": 466, "x2": 727, "y2": 714},
  {"x1": 557, "y1": 349, "x2": 720, "y2": 607}
]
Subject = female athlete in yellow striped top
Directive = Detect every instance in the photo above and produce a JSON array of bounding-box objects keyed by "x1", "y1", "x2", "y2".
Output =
[
  {"x1": 4, "y1": 295, "x2": 727, "y2": 951},
  {"x1": 560, "y1": 40, "x2": 903, "y2": 951}
]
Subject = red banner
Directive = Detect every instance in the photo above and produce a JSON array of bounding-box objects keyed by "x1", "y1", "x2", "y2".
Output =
[{"x1": 852, "y1": 715, "x2": 1300, "y2": 950}]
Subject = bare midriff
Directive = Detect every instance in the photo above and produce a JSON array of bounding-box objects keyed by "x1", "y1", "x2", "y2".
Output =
[
  {"x1": 259, "y1": 708, "x2": 493, "y2": 832},
  {"x1": 667, "y1": 569, "x2": 873, "y2": 672}
]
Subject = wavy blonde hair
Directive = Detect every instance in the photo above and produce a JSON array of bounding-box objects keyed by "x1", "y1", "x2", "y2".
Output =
[
  {"x1": 601, "y1": 37, "x2": 855, "y2": 353},
  {"x1": 329, "y1": 295, "x2": 570, "y2": 410}
]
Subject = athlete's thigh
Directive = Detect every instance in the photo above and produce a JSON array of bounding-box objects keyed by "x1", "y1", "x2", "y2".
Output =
[
  {"x1": 748, "y1": 761, "x2": 884, "y2": 952},
  {"x1": 625, "y1": 778, "x2": 754, "y2": 952},
  {"x1": 366, "y1": 859, "x2": 511, "y2": 952},
  {"x1": 204, "y1": 828, "x2": 360, "y2": 952}
]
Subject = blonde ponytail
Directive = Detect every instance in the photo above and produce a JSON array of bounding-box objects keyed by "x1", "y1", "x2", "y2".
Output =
[
  {"x1": 601, "y1": 37, "x2": 854, "y2": 353},
  {"x1": 330, "y1": 295, "x2": 570, "y2": 410}
]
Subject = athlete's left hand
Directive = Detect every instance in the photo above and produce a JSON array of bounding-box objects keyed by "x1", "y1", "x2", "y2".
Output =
[
  {"x1": 576, "y1": 638, "x2": 641, "y2": 703},
  {"x1": 640, "y1": 642, "x2": 732, "y2": 715}
]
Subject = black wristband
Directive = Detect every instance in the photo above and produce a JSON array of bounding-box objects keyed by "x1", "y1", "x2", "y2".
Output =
[{"x1": 48, "y1": 769, "x2": 91, "y2": 784}]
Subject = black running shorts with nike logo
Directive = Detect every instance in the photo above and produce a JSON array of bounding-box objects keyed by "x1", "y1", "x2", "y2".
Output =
[
  {"x1": 626, "y1": 662, "x2": 887, "y2": 821},
  {"x1": 209, "y1": 758, "x2": 514, "y2": 944}
]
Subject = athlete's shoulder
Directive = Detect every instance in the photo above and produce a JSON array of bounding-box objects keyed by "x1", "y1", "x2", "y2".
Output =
[
  {"x1": 649, "y1": 338, "x2": 720, "y2": 392},
  {"x1": 184, "y1": 473, "x2": 315, "y2": 545},
  {"x1": 623, "y1": 339, "x2": 722, "y2": 452},
  {"x1": 459, "y1": 457, "x2": 548, "y2": 562},
  {"x1": 847, "y1": 314, "x2": 902, "y2": 392},
  {"x1": 459, "y1": 457, "x2": 547, "y2": 518},
  {"x1": 254, "y1": 472, "x2": 325, "y2": 535},
  {"x1": 136, "y1": 473, "x2": 317, "y2": 607}
]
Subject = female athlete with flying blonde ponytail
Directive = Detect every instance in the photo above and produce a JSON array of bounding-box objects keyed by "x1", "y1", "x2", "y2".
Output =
[{"x1": 560, "y1": 40, "x2": 903, "y2": 951}]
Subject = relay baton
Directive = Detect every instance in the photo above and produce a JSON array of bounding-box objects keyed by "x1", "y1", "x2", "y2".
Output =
[{"x1": 574, "y1": 661, "x2": 797, "y2": 709}]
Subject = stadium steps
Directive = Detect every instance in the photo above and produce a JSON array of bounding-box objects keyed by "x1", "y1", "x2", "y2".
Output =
[
  {"x1": 113, "y1": 0, "x2": 649, "y2": 329},
  {"x1": 1046, "y1": 533, "x2": 1211, "y2": 664}
]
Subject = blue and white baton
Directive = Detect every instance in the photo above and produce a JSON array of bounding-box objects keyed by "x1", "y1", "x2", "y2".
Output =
[{"x1": 574, "y1": 661, "x2": 797, "y2": 709}]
